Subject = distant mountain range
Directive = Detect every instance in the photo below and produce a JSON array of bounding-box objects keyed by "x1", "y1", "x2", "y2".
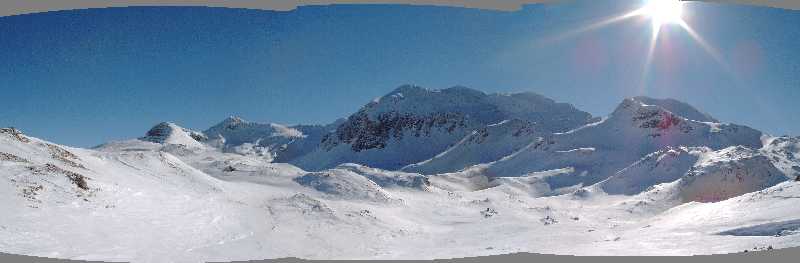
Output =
[{"x1": 119, "y1": 85, "x2": 798, "y2": 198}]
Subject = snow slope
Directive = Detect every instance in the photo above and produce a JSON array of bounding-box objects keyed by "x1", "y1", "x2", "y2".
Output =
[{"x1": 402, "y1": 119, "x2": 540, "y2": 174}]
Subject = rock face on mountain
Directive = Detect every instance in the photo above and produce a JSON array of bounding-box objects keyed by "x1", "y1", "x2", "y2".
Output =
[{"x1": 289, "y1": 85, "x2": 594, "y2": 171}]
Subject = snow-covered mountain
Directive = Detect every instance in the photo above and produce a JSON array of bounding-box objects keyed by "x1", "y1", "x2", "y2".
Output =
[
  {"x1": 593, "y1": 144, "x2": 793, "y2": 203},
  {"x1": 140, "y1": 122, "x2": 208, "y2": 149},
  {"x1": 480, "y1": 96, "x2": 763, "y2": 191},
  {"x1": 202, "y1": 116, "x2": 342, "y2": 162},
  {"x1": 290, "y1": 85, "x2": 594, "y2": 171},
  {"x1": 3, "y1": 86, "x2": 800, "y2": 262}
]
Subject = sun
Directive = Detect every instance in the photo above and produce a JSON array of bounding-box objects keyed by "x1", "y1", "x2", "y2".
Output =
[{"x1": 642, "y1": 0, "x2": 684, "y2": 28}]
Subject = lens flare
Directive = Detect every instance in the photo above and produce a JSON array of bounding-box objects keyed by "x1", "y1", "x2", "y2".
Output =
[
  {"x1": 642, "y1": 0, "x2": 684, "y2": 29},
  {"x1": 529, "y1": 0, "x2": 729, "y2": 93}
]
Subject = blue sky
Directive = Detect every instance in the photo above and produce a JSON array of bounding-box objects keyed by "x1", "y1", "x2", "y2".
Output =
[{"x1": 1, "y1": 0, "x2": 798, "y2": 147}]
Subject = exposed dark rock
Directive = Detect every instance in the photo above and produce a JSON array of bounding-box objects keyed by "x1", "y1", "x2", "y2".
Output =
[
  {"x1": 29, "y1": 163, "x2": 90, "y2": 190},
  {"x1": 481, "y1": 207, "x2": 498, "y2": 218},
  {"x1": 43, "y1": 143, "x2": 85, "y2": 169},
  {"x1": 0, "y1": 152, "x2": 29, "y2": 163},
  {"x1": 540, "y1": 215, "x2": 558, "y2": 225},
  {"x1": 322, "y1": 110, "x2": 468, "y2": 152}
]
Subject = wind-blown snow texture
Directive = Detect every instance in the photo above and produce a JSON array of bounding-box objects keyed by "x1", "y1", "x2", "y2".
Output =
[{"x1": 2, "y1": 86, "x2": 800, "y2": 262}]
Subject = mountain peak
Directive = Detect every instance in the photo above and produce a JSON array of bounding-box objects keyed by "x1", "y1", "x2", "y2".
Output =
[
  {"x1": 0, "y1": 127, "x2": 31, "y2": 143},
  {"x1": 495, "y1": 90, "x2": 547, "y2": 99},
  {"x1": 220, "y1": 116, "x2": 246, "y2": 127},
  {"x1": 379, "y1": 85, "x2": 486, "y2": 103},
  {"x1": 609, "y1": 96, "x2": 719, "y2": 126},
  {"x1": 140, "y1": 122, "x2": 206, "y2": 147},
  {"x1": 387, "y1": 84, "x2": 425, "y2": 95},
  {"x1": 439, "y1": 85, "x2": 486, "y2": 96},
  {"x1": 612, "y1": 97, "x2": 648, "y2": 113},
  {"x1": 612, "y1": 97, "x2": 673, "y2": 116},
  {"x1": 631, "y1": 96, "x2": 718, "y2": 122}
]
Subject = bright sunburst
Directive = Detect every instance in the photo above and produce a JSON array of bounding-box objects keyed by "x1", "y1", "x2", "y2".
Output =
[
  {"x1": 642, "y1": 0, "x2": 684, "y2": 29},
  {"x1": 533, "y1": 0, "x2": 727, "y2": 93}
]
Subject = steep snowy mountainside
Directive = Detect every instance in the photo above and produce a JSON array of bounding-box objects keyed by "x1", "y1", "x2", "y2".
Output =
[
  {"x1": 674, "y1": 145, "x2": 789, "y2": 202},
  {"x1": 762, "y1": 136, "x2": 800, "y2": 180},
  {"x1": 481, "y1": 97, "x2": 763, "y2": 191},
  {"x1": 486, "y1": 91, "x2": 602, "y2": 132},
  {"x1": 1, "y1": 128, "x2": 88, "y2": 170},
  {"x1": 402, "y1": 119, "x2": 540, "y2": 174},
  {"x1": 596, "y1": 146, "x2": 709, "y2": 195},
  {"x1": 591, "y1": 142, "x2": 796, "y2": 203},
  {"x1": 564, "y1": 97, "x2": 762, "y2": 151},
  {"x1": 567, "y1": 135, "x2": 800, "y2": 215},
  {"x1": 1, "y1": 128, "x2": 93, "y2": 208},
  {"x1": 291, "y1": 85, "x2": 594, "y2": 171},
  {"x1": 275, "y1": 120, "x2": 345, "y2": 162}
]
